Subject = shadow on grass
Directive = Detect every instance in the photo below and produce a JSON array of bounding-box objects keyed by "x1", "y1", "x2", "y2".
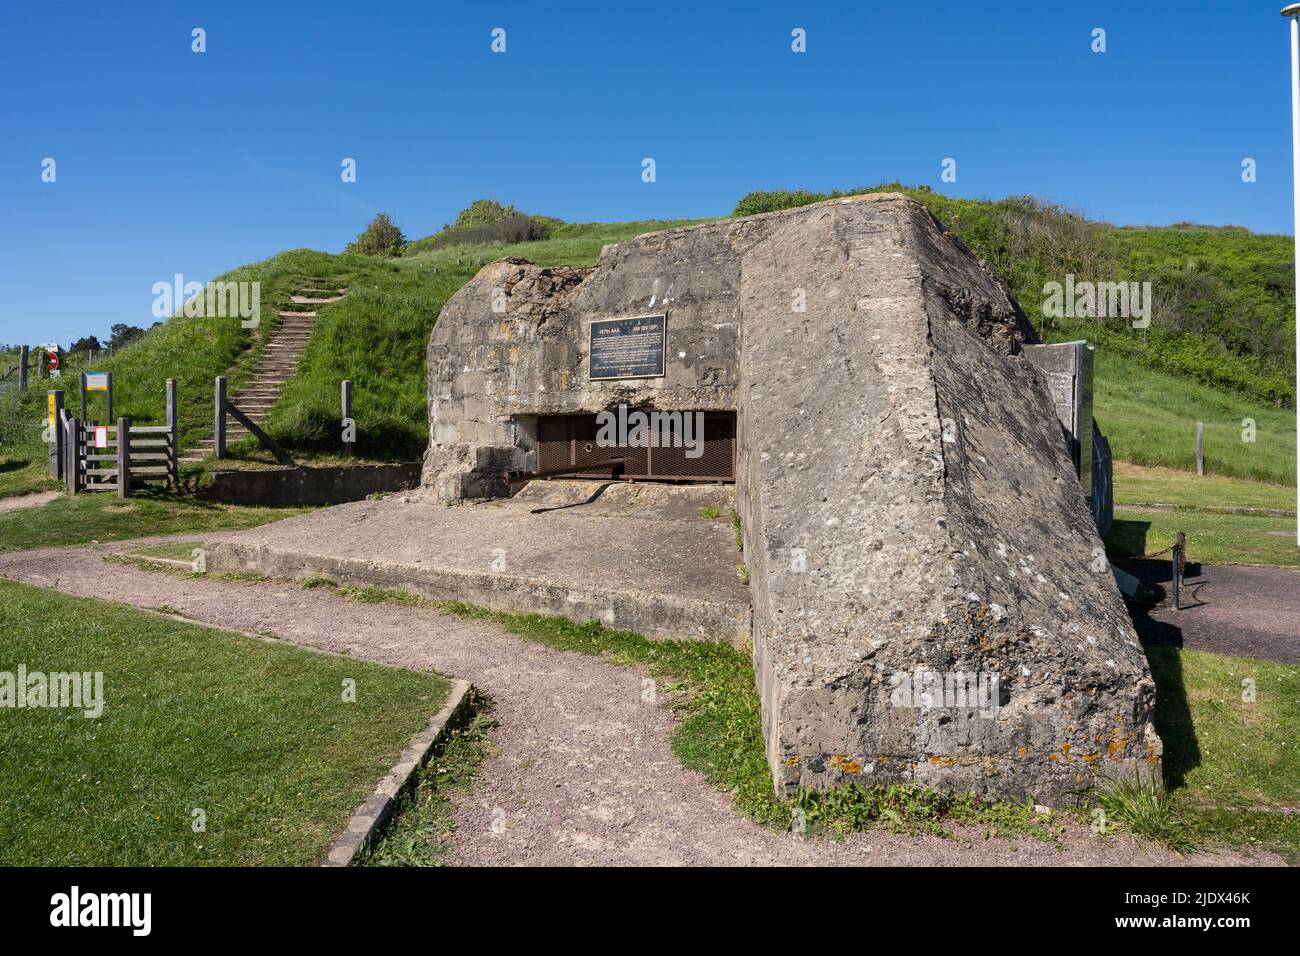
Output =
[
  {"x1": 1109, "y1": 517, "x2": 1203, "y2": 791},
  {"x1": 1143, "y1": 646, "x2": 1202, "y2": 793}
]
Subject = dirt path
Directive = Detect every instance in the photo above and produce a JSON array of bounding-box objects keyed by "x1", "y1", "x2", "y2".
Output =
[
  {"x1": 0, "y1": 490, "x2": 61, "y2": 513},
  {"x1": 0, "y1": 537, "x2": 1281, "y2": 867}
]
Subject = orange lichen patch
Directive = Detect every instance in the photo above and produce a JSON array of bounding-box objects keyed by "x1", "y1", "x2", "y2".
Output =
[
  {"x1": 783, "y1": 755, "x2": 802, "y2": 766},
  {"x1": 1107, "y1": 735, "x2": 1130, "y2": 759},
  {"x1": 828, "y1": 754, "x2": 863, "y2": 773},
  {"x1": 879, "y1": 755, "x2": 890, "y2": 764},
  {"x1": 928, "y1": 755, "x2": 960, "y2": 766},
  {"x1": 1017, "y1": 746, "x2": 1026, "y2": 756},
  {"x1": 1048, "y1": 753, "x2": 1060, "y2": 762},
  {"x1": 1061, "y1": 742, "x2": 1071, "y2": 754},
  {"x1": 1081, "y1": 753, "x2": 1103, "y2": 763}
]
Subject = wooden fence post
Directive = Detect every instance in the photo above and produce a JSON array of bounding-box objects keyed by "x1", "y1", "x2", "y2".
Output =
[
  {"x1": 1195, "y1": 422, "x2": 1204, "y2": 477},
  {"x1": 64, "y1": 416, "x2": 79, "y2": 495},
  {"x1": 214, "y1": 376, "x2": 227, "y2": 459},
  {"x1": 117, "y1": 417, "x2": 131, "y2": 498},
  {"x1": 166, "y1": 378, "x2": 178, "y2": 487},
  {"x1": 48, "y1": 390, "x2": 64, "y2": 479},
  {"x1": 18, "y1": 345, "x2": 28, "y2": 392},
  {"x1": 341, "y1": 379, "x2": 353, "y2": 455}
]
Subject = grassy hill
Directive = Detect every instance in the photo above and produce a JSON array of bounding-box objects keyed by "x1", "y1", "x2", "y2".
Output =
[{"x1": 1, "y1": 191, "x2": 1294, "y2": 496}]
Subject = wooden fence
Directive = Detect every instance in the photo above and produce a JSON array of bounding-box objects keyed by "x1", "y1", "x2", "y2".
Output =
[{"x1": 55, "y1": 379, "x2": 178, "y2": 497}]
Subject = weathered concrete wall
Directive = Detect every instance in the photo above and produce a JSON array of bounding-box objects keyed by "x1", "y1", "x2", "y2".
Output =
[
  {"x1": 423, "y1": 193, "x2": 1161, "y2": 803},
  {"x1": 201, "y1": 462, "x2": 420, "y2": 506},
  {"x1": 736, "y1": 197, "x2": 1159, "y2": 802}
]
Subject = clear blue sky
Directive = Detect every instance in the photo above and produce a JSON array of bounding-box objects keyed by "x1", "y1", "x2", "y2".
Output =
[{"x1": 2, "y1": 0, "x2": 1296, "y2": 346}]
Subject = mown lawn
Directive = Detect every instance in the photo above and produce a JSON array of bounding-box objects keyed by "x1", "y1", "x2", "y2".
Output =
[
  {"x1": 1106, "y1": 509, "x2": 1298, "y2": 568},
  {"x1": 0, "y1": 489, "x2": 312, "y2": 553},
  {"x1": 1147, "y1": 646, "x2": 1300, "y2": 858},
  {"x1": 1107, "y1": 463, "x2": 1297, "y2": 567},
  {"x1": 1114, "y1": 461, "x2": 1295, "y2": 513},
  {"x1": 0, "y1": 579, "x2": 449, "y2": 865}
]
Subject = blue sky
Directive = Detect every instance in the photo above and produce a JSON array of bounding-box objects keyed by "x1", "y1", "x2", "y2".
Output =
[{"x1": 2, "y1": 0, "x2": 1296, "y2": 345}]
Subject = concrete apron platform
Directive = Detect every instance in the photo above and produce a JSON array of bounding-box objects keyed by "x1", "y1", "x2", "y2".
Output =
[{"x1": 207, "y1": 480, "x2": 751, "y2": 644}]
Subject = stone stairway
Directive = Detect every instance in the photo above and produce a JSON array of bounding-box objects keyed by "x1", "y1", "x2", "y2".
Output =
[{"x1": 181, "y1": 282, "x2": 347, "y2": 462}]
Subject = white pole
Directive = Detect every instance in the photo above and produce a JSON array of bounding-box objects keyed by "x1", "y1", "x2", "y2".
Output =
[{"x1": 1288, "y1": 6, "x2": 1300, "y2": 546}]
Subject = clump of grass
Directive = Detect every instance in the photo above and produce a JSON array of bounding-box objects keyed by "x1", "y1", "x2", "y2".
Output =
[
  {"x1": 361, "y1": 693, "x2": 497, "y2": 867},
  {"x1": 793, "y1": 782, "x2": 1057, "y2": 842},
  {"x1": 1092, "y1": 772, "x2": 1194, "y2": 852},
  {"x1": 337, "y1": 584, "x2": 423, "y2": 606},
  {"x1": 301, "y1": 575, "x2": 338, "y2": 589},
  {"x1": 731, "y1": 509, "x2": 743, "y2": 551},
  {"x1": 699, "y1": 505, "x2": 721, "y2": 520}
]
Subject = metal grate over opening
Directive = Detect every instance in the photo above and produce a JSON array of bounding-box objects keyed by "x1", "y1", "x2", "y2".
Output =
[{"x1": 534, "y1": 412, "x2": 734, "y2": 482}]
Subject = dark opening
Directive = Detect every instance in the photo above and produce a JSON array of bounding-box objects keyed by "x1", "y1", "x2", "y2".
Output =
[{"x1": 534, "y1": 412, "x2": 735, "y2": 482}]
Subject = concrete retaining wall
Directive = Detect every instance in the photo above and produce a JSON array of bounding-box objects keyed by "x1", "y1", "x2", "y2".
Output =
[{"x1": 201, "y1": 463, "x2": 420, "y2": 506}]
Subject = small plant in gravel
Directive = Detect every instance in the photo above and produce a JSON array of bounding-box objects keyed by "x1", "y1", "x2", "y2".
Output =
[
  {"x1": 361, "y1": 694, "x2": 497, "y2": 867},
  {"x1": 699, "y1": 506, "x2": 722, "y2": 520}
]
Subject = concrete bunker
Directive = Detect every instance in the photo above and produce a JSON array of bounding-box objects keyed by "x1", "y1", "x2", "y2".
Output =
[
  {"x1": 419, "y1": 193, "x2": 1161, "y2": 803},
  {"x1": 215, "y1": 193, "x2": 1161, "y2": 804}
]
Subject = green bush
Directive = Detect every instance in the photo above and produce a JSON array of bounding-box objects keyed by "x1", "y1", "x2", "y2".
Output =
[{"x1": 346, "y1": 213, "x2": 407, "y2": 257}]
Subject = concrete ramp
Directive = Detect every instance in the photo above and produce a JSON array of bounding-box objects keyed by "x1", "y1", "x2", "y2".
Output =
[{"x1": 208, "y1": 482, "x2": 750, "y2": 644}]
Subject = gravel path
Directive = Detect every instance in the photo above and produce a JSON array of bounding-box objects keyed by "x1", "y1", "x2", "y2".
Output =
[
  {"x1": 0, "y1": 537, "x2": 1281, "y2": 867},
  {"x1": 0, "y1": 490, "x2": 61, "y2": 513}
]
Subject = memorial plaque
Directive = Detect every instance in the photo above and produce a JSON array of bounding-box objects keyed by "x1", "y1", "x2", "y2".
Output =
[{"x1": 589, "y1": 314, "x2": 666, "y2": 380}]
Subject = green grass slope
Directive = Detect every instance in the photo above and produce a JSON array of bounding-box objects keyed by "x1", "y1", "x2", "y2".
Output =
[{"x1": 4, "y1": 192, "x2": 1292, "y2": 491}]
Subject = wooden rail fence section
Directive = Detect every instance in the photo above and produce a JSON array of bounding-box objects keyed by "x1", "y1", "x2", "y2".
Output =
[
  {"x1": 214, "y1": 375, "x2": 291, "y2": 464},
  {"x1": 54, "y1": 379, "x2": 179, "y2": 497}
]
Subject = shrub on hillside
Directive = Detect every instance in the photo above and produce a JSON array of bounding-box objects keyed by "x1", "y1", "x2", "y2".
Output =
[
  {"x1": 454, "y1": 199, "x2": 517, "y2": 228},
  {"x1": 346, "y1": 213, "x2": 407, "y2": 257}
]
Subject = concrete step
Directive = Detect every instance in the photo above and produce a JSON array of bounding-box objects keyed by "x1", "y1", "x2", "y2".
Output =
[
  {"x1": 277, "y1": 310, "x2": 317, "y2": 319},
  {"x1": 290, "y1": 295, "x2": 345, "y2": 304}
]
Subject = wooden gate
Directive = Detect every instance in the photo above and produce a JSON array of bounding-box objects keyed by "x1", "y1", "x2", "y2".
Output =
[{"x1": 58, "y1": 379, "x2": 179, "y2": 497}]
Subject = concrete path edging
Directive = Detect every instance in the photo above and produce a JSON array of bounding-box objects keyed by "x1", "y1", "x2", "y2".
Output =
[{"x1": 323, "y1": 678, "x2": 474, "y2": 867}]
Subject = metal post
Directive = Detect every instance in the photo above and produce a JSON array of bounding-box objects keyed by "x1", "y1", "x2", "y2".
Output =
[
  {"x1": 341, "y1": 379, "x2": 353, "y2": 455},
  {"x1": 1175, "y1": 535, "x2": 1185, "y2": 608},
  {"x1": 116, "y1": 417, "x2": 130, "y2": 498},
  {"x1": 166, "y1": 378, "x2": 178, "y2": 487},
  {"x1": 1195, "y1": 421, "x2": 1204, "y2": 477},
  {"x1": 48, "y1": 390, "x2": 63, "y2": 479},
  {"x1": 1287, "y1": 4, "x2": 1300, "y2": 545},
  {"x1": 18, "y1": 345, "x2": 27, "y2": 392},
  {"x1": 214, "y1": 376, "x2": 227, "y2": 459}
]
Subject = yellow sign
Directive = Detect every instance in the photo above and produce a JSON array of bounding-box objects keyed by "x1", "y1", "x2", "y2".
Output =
[{"x1": 47, "y1": 393, "x2": 55, "y2": 429}]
